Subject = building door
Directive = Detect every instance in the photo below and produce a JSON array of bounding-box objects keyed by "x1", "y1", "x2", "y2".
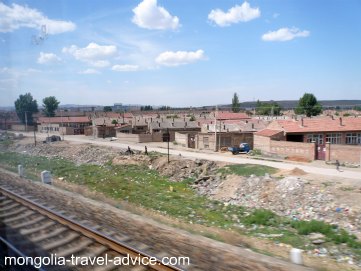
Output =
[
  {"x1": 188, "y1": 135, "x2": 195, "y2": 148},
  {"x1": 316, "y1": 144, "x2": 326, "y2": 160}
]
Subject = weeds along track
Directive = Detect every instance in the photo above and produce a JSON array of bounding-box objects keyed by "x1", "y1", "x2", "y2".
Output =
[{"x1": 0, "y1": 185, "x2": 184, "y2": 271}]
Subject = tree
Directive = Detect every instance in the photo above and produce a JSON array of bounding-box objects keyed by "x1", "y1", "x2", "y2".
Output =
[
  {"x1": 103, "y1": 106, "x2": 112, "y2": 112},
  {"x1": 111, "y1": 119, "x2": 118, "y2": 126},
  {"x1": 140, "y1": 105, "x2": 153, "y2": 111},
  {"x1": 295, "y1": 93, "x2": 322, "y2": 117},
  {"x1": 42, "y1": 96, "x2": 60, "y2": 117},
  {"x1": 14, "y1": 93, "x2": 39, "y2": 125},
  {"x1": 256, "y1": 101, "x2": 282, "y2": 115},
  {"x1": 232, "y1": 93, "x2": 240, "y2": 113}
]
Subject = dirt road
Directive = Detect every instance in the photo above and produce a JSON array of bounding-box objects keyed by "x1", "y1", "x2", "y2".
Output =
[{"x1": 26, "y1": 133, "x2": 361, "y2": 181}]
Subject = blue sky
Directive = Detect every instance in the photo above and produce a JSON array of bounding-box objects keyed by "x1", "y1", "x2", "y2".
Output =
[{"x1": 1, "y1": 0, "x2": 360, "y2": 107}]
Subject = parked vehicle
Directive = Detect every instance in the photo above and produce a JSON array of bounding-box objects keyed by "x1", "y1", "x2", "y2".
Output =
[
  {"x1": 43, "y1": 135, "x2": 61, "y2": 143},
  {"x1": 228, "y1": 143, "x2": 251, "y2": 155}
]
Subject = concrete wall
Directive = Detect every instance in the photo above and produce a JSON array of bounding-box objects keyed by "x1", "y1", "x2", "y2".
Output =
[
  {"x1": 326, "y1": 143, "x2": 361, "y2": 164},
  {"x1": 175, "y1": 132, "x2": 188, "y2": 147},
  {"x1": 11, "y1": 124, "x2": 35, "y2": 131},
  {"x1": 270, "y1": 140, "x2": 315, "y2": 161},
  {"x1": 196, "y1": 133, "x2": 216, "y2": 150},
  {"x1": 196, "y1": 132, "x2": 253, "y2": 151},
  {"x1": 115, "y1": 132, "x2": 159, "y2": 143}
]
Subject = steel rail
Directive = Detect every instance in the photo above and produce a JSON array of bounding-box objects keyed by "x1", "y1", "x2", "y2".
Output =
[{"x1": 0, "y1": 186, "x2": 183, "y2": 271}]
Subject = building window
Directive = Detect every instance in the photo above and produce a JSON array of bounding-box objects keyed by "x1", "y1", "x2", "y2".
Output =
[
  {"x1": 346, "y1": 133, "x2": 361, "y2": 145},
  {"x1": 306, "y1": 134, "x2": 324, "y2": 144},
  {"x1": 326, "y1": 133, "x2": 341, "y2": 144}
]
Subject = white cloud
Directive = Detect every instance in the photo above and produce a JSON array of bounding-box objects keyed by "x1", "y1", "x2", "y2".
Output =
[
  {"x1": 62, "y1": 43, "x2": 116, "y2": 67},
  {"x1": 37, "y1": 52, "x2": 61, "y2": 64},
  {"x1": 79, "y1": 69, "x2": 100, "y2": 74},
  {"x1": 0, "y1": 3, "x2": 75, "y2": 34},
  {"x1": 156, "y1": 49, "x2": 205, "y2": 67},
  {"x1": 262, "y1": 27, "x2": 310, "y2": 42},
  {"x1": 88, "y1": 60, "x2": 111, "y2": 68},
  {"x1": 112, "y1": 64, "x2": 140, "y2": 72},
  {"x1": 63, "y1": 43, "x2": 117, "y2": 60},
  {"x1": 132, "y1": 0, "x2": 180, "y2": 30},
  {"x1": 208, "y1": 1, "x2": 260, "y2": 27}
]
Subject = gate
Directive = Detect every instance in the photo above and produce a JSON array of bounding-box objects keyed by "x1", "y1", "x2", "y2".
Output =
[{"x1": 316, "y1": 144, "x2": 326, "y2": 160}]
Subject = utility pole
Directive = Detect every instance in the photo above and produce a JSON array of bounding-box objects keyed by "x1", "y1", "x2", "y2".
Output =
[
  {"x1": 214, "y1": 105, "x2": 218, "y2": 151},
  {"x1": 218, "y1": 121, "x2": 221, "y2": 150},
  {"x1": 61, "y1": 110, "x2": 64, "y2": 140},
  {"x1": 24, "y1": 111, "x2": 28, "y2": 132},
  {"x1": 33, "y1": 117, "x2": 37, "y2": 146},
  {"x1": 167, "y1": 128, "x2": 170, "y2": 163}
]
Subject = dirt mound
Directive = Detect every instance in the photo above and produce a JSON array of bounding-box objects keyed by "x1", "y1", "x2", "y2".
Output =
[
  {"x1": 112, "y1": 155, "x2": 150, "y2": 166},
  {"x1": 286, "y1": 156, "x2": 310, "y2": 162},
  {"x1": 274, "y1": 167, "x2": 307, "y2": 177},
  {"x1": 151, "y1": 156, "x2": 219, "y2": 181},
  {"x1": 289, "y1": 167, "x2": 307, "y2": 176}
]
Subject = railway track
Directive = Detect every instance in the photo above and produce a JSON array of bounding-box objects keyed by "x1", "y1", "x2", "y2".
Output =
[{"x1": 0, "y1": 185, "x2": 184, "y2": 271}]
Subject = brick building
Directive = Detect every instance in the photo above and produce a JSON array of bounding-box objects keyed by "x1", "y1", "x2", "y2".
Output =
[{"x1": 254, "y1": 117, "x2": 361, "y2": 164}]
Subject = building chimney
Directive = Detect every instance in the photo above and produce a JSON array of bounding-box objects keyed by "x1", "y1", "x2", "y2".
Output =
[
  {"x1": 172, "y1": 122, "x2": 174, "y2": 127},
  {"x1": 301, "y1": 118, "x2": 304, "y2": 127},
  {"x1": 331, "y1": 115, "x2": 334, "y2": 120},
  {"x1": 158, "y1": 123, "x2": 160, "y2": 127},
  {"x1": 339, "y1": 117, "x2": 343, "y2": 126},
  {"x1": 252, "y1": 123, "x2": 255, "y2": 129},
  {"x1": 185, "y1": 122, "x2": 187, "y2": 127}
]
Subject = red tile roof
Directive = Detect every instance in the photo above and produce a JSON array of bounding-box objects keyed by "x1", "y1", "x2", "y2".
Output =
[
  {"x1": 216, "y1": 111, "x2": 251, "y2": 120},
  {"x1": 37, "y1": 116, "x2": 91, "y2": 124},
  {"x1": 255, "y1": 129, "x2": 283, "y2": 137},
  {"x1": 269, "y1": 117, "x2": 361, "y2": 133}
]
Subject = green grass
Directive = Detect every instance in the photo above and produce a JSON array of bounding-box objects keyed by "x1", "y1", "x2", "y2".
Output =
[
  {"x1": 1, "y1": 151, "x2": 360, "y2": 257},
  {"x1": 0, "y1": 152, "x2": 244, "y2": 228},
  {"x1": 291, "y1": 220, "x2": 361, "y2": 251},
  {"x1": 244, "y1": 209, "x2": 281, "y2": 226},
  {"x1": 218, "y1": 164, "x2": 278, "y2": 177}
]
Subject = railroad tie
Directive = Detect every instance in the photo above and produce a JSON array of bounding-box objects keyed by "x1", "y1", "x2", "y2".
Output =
[
  {"x1": 20, "y1": 220, "x2": 56, "y2": 235},
  {"x1": 0, "y1": 202, "x2": 19, "y2": 212},
  {"x1": 3, "y1": 210, "x2": 34, "y2": 223},
  {"x1": 53, "y1": 238, "x2": 93, "y2": 257},
  {"x1": 8, "y1": 215, "x2": 45, "y2": 229},
  {"x1": 41, "y1": 232, "x2": 80, "y2": 250},
  {"x1": 30, "y1": 226, "x2": 69, "y2": 242}
]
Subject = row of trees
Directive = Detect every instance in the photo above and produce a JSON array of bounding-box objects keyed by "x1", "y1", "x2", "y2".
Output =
[
  {"x1": 14, "y1": 93, "x2": 60, "y2": 125},
  {"x1": 231, "y1": 92, "x2": 323, "y2": 117}
]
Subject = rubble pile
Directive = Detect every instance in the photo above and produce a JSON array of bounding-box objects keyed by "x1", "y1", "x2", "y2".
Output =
[
  {"x1": 193, "y1": 174, "x2": 361, "y2": 234},
  {"x1": 150, "y1": 157, "x2": 219, "y2": 181},
  {"x1": 9, "y1": 142, "x2": 122, "y2": 165}
]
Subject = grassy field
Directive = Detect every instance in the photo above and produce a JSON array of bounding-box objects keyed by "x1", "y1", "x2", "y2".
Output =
[
  {"x1": 218, "y1": 164, "x2": 278, "y2": 176},
  {"x1": 0, "y1": 151, "x2": 360, "y2": 258}
]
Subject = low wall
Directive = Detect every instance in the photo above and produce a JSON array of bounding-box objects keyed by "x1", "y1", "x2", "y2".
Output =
[
  {"x1": 116, "y1": 132, "x2": 154, "y2": 143},
  {"x1": 327, "y1": 144, "x2": 361, "y2": 164},
  {"x1": 254, "y1": 135, "x2": 271, "y2": 153},
  {"x1": 11, "y1": 124, "x2": 35, "y2": 131},
  {"x1": 175, "y1": 132, "x2": 188, "y2": 147},
  {"x1": 270, "y1": 140, "x2": 315, "y2": 161}
]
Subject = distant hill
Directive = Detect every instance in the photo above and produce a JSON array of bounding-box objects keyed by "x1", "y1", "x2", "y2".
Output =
[{"x1": 214, "y1": 100, "x2": 361, "y2": 110}]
